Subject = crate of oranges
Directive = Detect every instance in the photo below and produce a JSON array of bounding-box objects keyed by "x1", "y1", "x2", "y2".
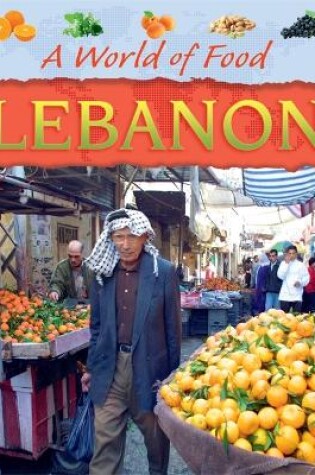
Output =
[
  {"x1": 156, "y1": 309, "x2": 315, "y2": 473},
  {"x1": 0, "y1": 289, "x2": 90, "y2": 359}
]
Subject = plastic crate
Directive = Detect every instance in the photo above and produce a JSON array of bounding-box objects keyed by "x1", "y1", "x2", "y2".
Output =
[
  {"x1": 207, "y1": 309, "x2": 228, "y2": 335},
  {"x1": 227, "y1": 298, "x2": 242, "y2": 327},
  {"x1": 240, "y1": 291, "x2": 253, "y2": 319},
  {"x1": 181, "y1": 310, "x2": 191, "y2": 338},
  {"x1": 189, "y1": 308, "x2": 228, "y2": 336}
]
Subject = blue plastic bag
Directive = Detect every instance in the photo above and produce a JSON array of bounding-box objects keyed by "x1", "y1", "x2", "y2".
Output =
[{"x1": 66, "y1": 393, "x2": 95, "y2": 463}]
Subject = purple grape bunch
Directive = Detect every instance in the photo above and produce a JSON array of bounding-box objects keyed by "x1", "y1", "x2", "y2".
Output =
[{"x1": 281, "y1": 12, "x2": 315, "y2": 38}]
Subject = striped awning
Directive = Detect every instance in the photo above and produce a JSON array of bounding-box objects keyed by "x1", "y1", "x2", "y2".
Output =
[{"x1": 243, "y1": 167, "x2": 315, "y2": 206}]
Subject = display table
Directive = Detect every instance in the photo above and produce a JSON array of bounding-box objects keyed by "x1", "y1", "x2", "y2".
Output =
[
  {"x1": 181, "y1": 296, "x2": 244, "y2": 337},
  {"x1": 0, "y1": 328, "x2": 90, "y2": 459}
]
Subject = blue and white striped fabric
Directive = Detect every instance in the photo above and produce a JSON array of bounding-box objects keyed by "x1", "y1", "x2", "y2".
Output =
[{"x1": 243, "y1": 167, "x2": 315, "y2": 206}]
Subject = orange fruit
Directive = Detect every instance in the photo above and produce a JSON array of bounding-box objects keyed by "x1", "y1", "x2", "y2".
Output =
[
  {"x1": 242, "y1": 354, "x2": 262, "y2": 373},
  {"x1": 254, "y1": 346, "x2": 273, "y2": 363},
  {"x1": 265, "y1": 447, "x2": 284, "y2": 458},
  {"x1": 234, "y1": 438, "x2": 252, "y2": 451},
  {"x1": 307, "y1": 413, "x2": 315, "y2": 436},
  {"x1": 291, "y1": 341, "x2": 310, "y2": 361},
  {"x1": 159, "y1": 15, "x2": 176, "y2": 31},
  {"x1": 4, "y1": 10, "x2": 25, "y2": 29},
  {"x1": 181, "y1": 396, "x2": 194, "y2": 413},
  {"x1": 266, "y1": 385, "x2": 288, "y2": 408},
  {"x1": 0, "y1": 17, "x2": 12, "y2": 41},
  {"x1": 289, "y1": 360, "x2": 308, "y2": 376},
  {"x1": 178, "y1": 374, "x2": 195, "y2": 392},
  {"x1": 189, "y1": 414, "x2": 207, "y2": 431},
  {"x1": 163, "y1": 388, "x2": 181, "y2": 408},
  {"x1": 217, "y1": 357, "x2": 238, "y2": 373},
  {"x1": 141, "y1": 12, "x2": 160, "y2": 30},
  {"x1": 307, "y1": 374, "x2": 315, "y2": 391},
  {"x1": 146, "y1": 22, "x2": 166, "y2": 39},
  {"x1": 205, "y1": 408, "x2": 225, "y2": 428},
  {"x1": 233, "y1": 370, "x2": 250, "y2": 390},
  {"x1": 267, "y1": 327, "x2": 284, "y2": 343},
  {"x1": 279, "y1": 404, "x2": 306, "y2": 429},
  {"x1": 296, "y1": 441, "x2": 315, "y2": 463},
  {"x1": 209, "y1": 396, "x2": 222, "y2": 409},
  {"x1": 296, "y1": 320, "x2": 314, "y2": 337},
  {"x1": 302, "y1": 431, "x2": 315, "y2": 447},
  {"x1": 237, "y1": 411, "x2": 260, "y2": 436},
  {"x1": 192, "y1": 398, "x2": 210, "y2": 415},
  {"x1": 275, "y1": 425, "x2": 300, "y2": 455},
  {"x1": 250, "y1": 369, "x2": 271, "y2": 386},
  {"x1": 302, "y1": 392, "x2": 315, "y2": 411},
  {"x1": 219, "y1": 421, "x2": 239, "y2": 443},
  {"x1": 220, "y1": 398, "x2": 239, "y2": 412},
  {"x1": 270, "y1": 372, "x2": 290, "y2": 389},
  {"x1": 287, "y1": 374, "x2": 307, "y2": 395},
  {"x1": 0, "y1": 322, "x2": 9, "y2": 332},
  {"x1": 13, "y1": 24, "x2": 36, "y2": 42},
  {"x1": 276, "y1": 347, "x2": 297, "y2": 366},
  {"x1": 251, "y1": 380, "x2": 270, "y2": 400},
  {"x1": 257, "y1": 407, "x2": 278, "y2": 430},
  {"x1": 222, "y1": 407, "x2": 239, "y2": 423}
]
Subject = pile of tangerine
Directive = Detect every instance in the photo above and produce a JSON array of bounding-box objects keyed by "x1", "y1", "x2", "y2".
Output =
[
  {"x1": 0, "y1": 289, "x2": 89, "y2": 343},
  {"x1": 0, "y1": 10, "x2": 36, "y2": 42},
  {"x1": 160, "y1": 309, "x2": 315, "y2": 463}
]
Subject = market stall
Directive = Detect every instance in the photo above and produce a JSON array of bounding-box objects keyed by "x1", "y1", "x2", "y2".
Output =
[
  {"x1": 180, "y1": 278, "x2": 252, "y2": 337},
  {"x1": 0, "y1": 291, "x2": 90, "y2": 460}
]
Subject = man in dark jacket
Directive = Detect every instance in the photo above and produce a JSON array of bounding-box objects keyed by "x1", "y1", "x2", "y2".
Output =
[
  {"x1": 81, "y1": 208, "x2": 181, "y2": 475},
  {"x1": 48, "y1": 240, "x2": 93, "y2": 302},
  {"x1": 264, "y1": 249, "x2": 282, "y2": 310}
]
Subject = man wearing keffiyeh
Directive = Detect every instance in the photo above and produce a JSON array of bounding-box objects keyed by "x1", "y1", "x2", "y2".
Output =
[{"x1": 82, "y1": 207, "x2": 181, "y2": 475}]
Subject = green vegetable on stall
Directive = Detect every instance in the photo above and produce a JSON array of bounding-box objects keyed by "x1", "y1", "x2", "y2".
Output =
[{"x1": 63, "y1": 12, "x2": 104, "y2": 38}]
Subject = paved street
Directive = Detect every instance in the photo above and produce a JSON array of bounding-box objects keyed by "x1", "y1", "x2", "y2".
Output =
[{"x1": 0, "y1": 337, "x2": 202, "y2": 475}]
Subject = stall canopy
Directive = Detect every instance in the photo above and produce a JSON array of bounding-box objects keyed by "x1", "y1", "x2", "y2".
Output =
[
  {"x1": 0, "y1": 172, "x2": 113, "y2": 216},
  {"x1": 243, "y1": 167, "x2": 315, "y2": 207}
]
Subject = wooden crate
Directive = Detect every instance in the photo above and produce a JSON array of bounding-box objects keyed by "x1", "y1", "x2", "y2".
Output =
[
  {"x1": 0, "y1": 363, "x2": 77, "y2": 458},
  {"x1": 7, "y1": 328, "x2": 90, "y2": 360}
]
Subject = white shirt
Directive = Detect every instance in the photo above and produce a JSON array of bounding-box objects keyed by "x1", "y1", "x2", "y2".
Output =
[{"x1": 277, "y1": 259, "x2": 309, "y2": 302}]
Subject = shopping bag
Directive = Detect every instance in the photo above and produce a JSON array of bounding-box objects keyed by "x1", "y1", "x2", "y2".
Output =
[{"x1": 66, "y1": 393, "x2": 95, "y2": 463}]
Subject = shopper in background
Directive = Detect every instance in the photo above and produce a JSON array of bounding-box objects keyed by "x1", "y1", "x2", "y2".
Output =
[
  {"x1": 250, "y1": 255, "x2": 259, "y2": 289},
  {"x1": 264, "y1": 249, "x2": 282, "y2": 311},
  {"x1": 244, "y1": 258, "x2": 252, "y2": 288},
  {"x1": 277, "y1": 245, "x2": 309, "y2": 312},
  {"x1": 81, "y1": 207, "x2": 181, "y2": 475},
  {"x1": 48, "y1": 240, "x2": 93, "y2": 302},
  {"x1": 252, "y1": 254, "x2": 269, "y2": 315},
  {"x1": 302, "y1": 257, "x2": 315, "y2": 312},
  {"x1": 205, "y1": 260, "x2": 216, "y2": 280},
  {"x1": 175, "y1": 263, "x2": 184, "y2": 282}
]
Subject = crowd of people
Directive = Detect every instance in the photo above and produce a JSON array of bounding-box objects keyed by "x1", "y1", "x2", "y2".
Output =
[{"x1": 241, "y1": 246, "x2": 315, "y2": 315}]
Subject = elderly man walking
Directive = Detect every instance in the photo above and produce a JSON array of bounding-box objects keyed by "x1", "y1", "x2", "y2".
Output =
[{"x1": 82, "y1": 207, "x2": 181, "y2": 475}]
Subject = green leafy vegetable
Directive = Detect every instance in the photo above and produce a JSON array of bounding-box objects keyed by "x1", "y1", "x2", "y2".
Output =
[
  {"x1": 63, "y1": 12, "x2": 104, "y2": 38},
  {"x1": 306, "y1": 10, "x2": 315, "y2": 19}
]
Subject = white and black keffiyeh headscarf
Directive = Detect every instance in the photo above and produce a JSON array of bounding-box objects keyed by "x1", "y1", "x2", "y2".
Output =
[{"x1": 86, "y1": 208, "x2": 159, "y2": 284}]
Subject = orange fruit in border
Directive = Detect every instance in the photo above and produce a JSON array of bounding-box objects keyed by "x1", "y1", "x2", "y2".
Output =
[
  {"x1": 159, "y1": 15, "x2": 176, "y2": 31},
  {"x1": 13, "y1": 23, "x2": 36, "y2": 42},
  {"x1": 4, "y1": 10, "x2": 25, "y2": 29},
  {"x1": 146, "y1": 22, "x2": 166, "y2": 39},
  {"x1": 141, "y1": 14, "x2": 160, "y2": 30},
  {"x1": 0, "y1": 17, "x2": 12, "y2": 41}
]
